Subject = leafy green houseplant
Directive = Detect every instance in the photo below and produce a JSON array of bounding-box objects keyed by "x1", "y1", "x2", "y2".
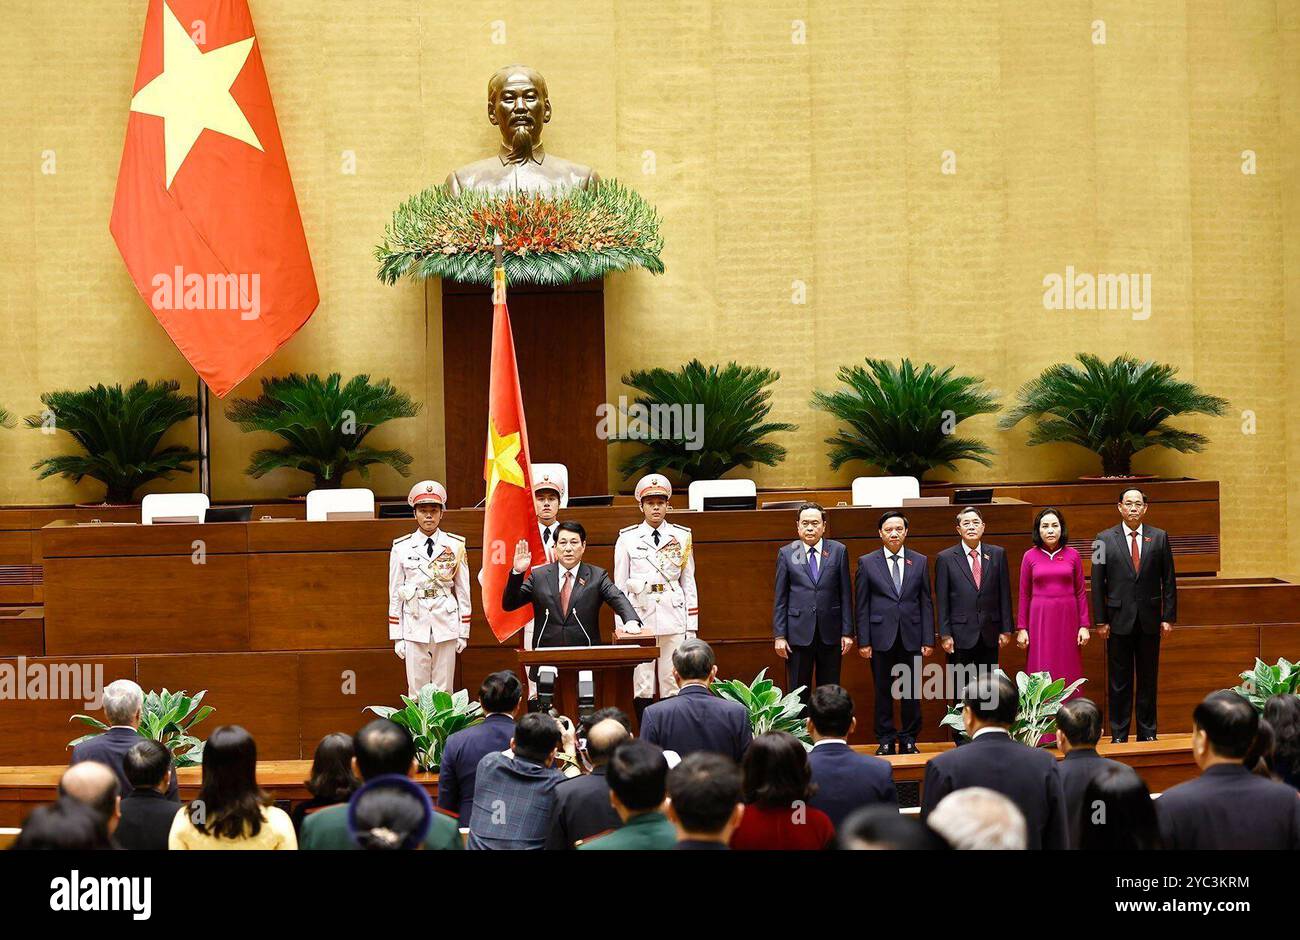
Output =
[
  {"x1": 365, "y1": 685, "x2": 483, "y2": 772},
  {"x1": 226, "y1": 372, "x2": 420, "y2": 490},
  {"x1": 25, "y1": 380, "x2": 200, "y2": 504},
  {"x1": 69, "y1": 689, "x2": 213, "y2": 767},
  {"x1": 610, "y1": 359, "x2": 796, "y2": 482},
  {"x1": 1230, "y1": 658, "x2": 1300, "y2": 712},
  {"x1": 999, "y1": 354, "x2": 1228, "y2": 477},
  {"x1": 811, "y1": 359, "x2": 999, "y2": 480},
  {"x1": 940, "y1": 671, "x2": 1086, "y2": 747},
  {"x1": 376, "y1": 179, "x2": 664, "y2": 287},
  {"x1": 710, "y1": 669, "x2": 810, "y2": 746}
]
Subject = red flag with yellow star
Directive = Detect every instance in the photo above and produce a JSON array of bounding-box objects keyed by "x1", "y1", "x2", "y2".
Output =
[
  {"x1": 478, "y1": 281, "x2": 543, "y2": 642},
  {"x1": 110, "y1": 0, "x2": 318, "y2": 397}
]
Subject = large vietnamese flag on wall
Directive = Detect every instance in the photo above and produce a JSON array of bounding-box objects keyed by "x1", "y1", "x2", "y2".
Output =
[{"x1": 110, "y1": 0, "x2": 317, "y2": 397}]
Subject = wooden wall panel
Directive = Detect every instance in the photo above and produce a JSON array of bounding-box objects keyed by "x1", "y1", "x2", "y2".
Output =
[
  {"x1": 249, "y1": 552, "x2": 386, "y2": 650},
  {"x1": 1155, "y1": 626, "x2": 1260, "y2": 733},
  {"x1": 1259, "y1": 623, "x2": 1300, "y2": 665},
  {"x1": 0, "y1": 656, "x2": 137, "y2": 765},
  {"x1": 0, "y1": 607, "x2": 43, "y2": 656}
]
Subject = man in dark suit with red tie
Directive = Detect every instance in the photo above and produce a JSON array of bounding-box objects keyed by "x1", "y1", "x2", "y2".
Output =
[
  {"x1": 773, "y1": 502, "x2": 854, "y2": 705},
  {"x1": 1090, "y1": 488, "x2": 1177, "y2": 742},
  {"x1": 855, "y1": 511, "x2": 936, "y2": 755},
  {"x1": 934, "y1": 507, "x2": 1014, "y2": 728}
]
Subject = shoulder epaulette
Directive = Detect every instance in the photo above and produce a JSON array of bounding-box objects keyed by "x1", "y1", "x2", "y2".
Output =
[
  {"x1": 393, "y1": 533, "x2": 414, "y2": 545},
  {"x1": 443, "y1": 531, "x2": 466, "y2": 542},
  {"x1": 619, "y1": 524, "x2": 639, "y2": 533}
]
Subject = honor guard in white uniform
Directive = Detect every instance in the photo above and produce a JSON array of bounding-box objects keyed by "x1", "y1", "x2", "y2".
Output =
[
  {"x1": 522, "y1": 470, "x2": 565, "y2": 698},
  {"x1": 388, "y1": 480, "x2": 472, "y2": 697},
  {"x1": 614, "y1": 473, "x2": 699, "y2": 701}
]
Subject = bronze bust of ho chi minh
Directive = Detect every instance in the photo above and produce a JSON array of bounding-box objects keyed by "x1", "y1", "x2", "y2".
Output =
[{"x1": 445, "y1": 64, "x2": 600, "y2": 196}]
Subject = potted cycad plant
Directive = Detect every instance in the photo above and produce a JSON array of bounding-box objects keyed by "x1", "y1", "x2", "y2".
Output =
[
  {"x1": 69, "y1": 688, "x2": 213, "y2": 767},
  {"x1": 365, "y1": 685, "x2": 484, "y2": 772},
  {"x1": 1230, "y1": 658, "x2": 1300, "y2": 712},
  {"x1": 999, "y1": 354, "x2": 1228, "y2": 478},
  {"x1": 609, "y1": 359, "x2": 796, "y2": 483},
  {"x1": 940, "y1": 670, "x2": 1086, "y2": 747},
  {"x1": 811, "y1": 358, "x2": 1000, "y2": 480},
  {"x1": 710, "y1": 669, "x2": 810, "y2": 746},
  {"x1": 225, "y1": 372, "x2": 420, "y2": 491},
  {"x1": 25, "y1": 380, "x2": 200, "y2": 505}
]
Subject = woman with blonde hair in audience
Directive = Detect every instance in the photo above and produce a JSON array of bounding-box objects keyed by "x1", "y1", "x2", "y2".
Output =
[{"x1": 168, "y1": 725, "x2": 297, "y2": 850}]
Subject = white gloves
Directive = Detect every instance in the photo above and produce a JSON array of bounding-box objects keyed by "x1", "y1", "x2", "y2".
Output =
[
  {"x1": 394, "y1": 640, "x2": 406, "y2": 660},
  {"x1": 456, "y1": 637, "x2": 468, "y2": 653},
  {"x1": 621, "y1": 621, "x2": 642, "y2": 634}
]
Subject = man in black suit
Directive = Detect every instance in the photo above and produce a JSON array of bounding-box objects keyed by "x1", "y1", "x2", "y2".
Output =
[
  {"x1": 1156, "y1": 692, "x2": 1300, "y2": 849},
  {"x1": 934, "y1": 507, "x2": 1013, "y2": 699},
  {"x1": 115, "y1": 739, "x2": 181, "y2": 850},
  {"x1": 547, "y1": 714, "x2": 629, "y2": 848},
  {"x1": 437, "y1": 670, "x2": 521, "y2": 821},
  {"x1": 504, "y1": 521, "x2": 641, "y2": 648},
  {"x1": 69, "y1": 678, "x2": 179, "y2": 801},
  {"x1": 640, "y1": 639, "x2": 752, "y2": 762},
  {"x1": 666, "y1": 752, "x2": 744, "y2": 850},
  {"x1": 805, "y1": 685, "x2": 896, "y2": 827},
  {"x1": 1090, "y1": 487, "x2": 1178, "y2": 742},
  {"x1": 855, "y1": 511, "x2": 935, "y2": 755},
  {"x1": 920, "y1": 673, "x2": 1069, "y2": 850},
  {"x1": 773, "y1": 502, "x2": 854, "y2": 706},
  {"x1": 1054, "y1": 698, "x2": 1124, "y2": 848}
]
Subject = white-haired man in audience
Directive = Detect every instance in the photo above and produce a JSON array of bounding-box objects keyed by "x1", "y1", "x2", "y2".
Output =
[
  {"x1": 927, "y1": 787, "x2": 1027, "y2": 850},
  {"x1": 70, "y1": 678, "x2": 179, "y2": 800}
]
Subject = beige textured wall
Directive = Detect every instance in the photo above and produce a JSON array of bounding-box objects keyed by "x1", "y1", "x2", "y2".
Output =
[{"x1": 0, "y1": 1, "x2": 1297, "y2": 577}]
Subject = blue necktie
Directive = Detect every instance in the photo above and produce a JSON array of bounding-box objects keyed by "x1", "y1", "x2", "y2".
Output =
[{"x1": 808, "y1": 548, "x2": 819, "y2": 582}]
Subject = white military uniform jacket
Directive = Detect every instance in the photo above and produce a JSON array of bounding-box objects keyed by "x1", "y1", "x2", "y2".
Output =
[
  {"x1": 388, "y1": 528, "x2": 472, "y2": 644},
  {"x1": 614, "y1": 520, "x2": 698, "y2": 636}
]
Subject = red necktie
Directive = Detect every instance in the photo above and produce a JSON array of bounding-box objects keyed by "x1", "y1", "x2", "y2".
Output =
[
  {"x1": 970, "y1": 549, "x2": 981, "y2": 589},
  {"x1": 560, "y1": 570, "x2": 573, "y2": 617},
  {"x1": 1130, "y1": 531, "x2": 1140, "y2": 570}
]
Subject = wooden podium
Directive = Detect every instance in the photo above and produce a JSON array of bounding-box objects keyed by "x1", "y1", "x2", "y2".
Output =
[{"x1": 517, "y1": 643, "x2": 649, "y2": 725}]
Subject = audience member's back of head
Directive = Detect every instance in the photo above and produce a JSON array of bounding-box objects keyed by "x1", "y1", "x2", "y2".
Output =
[
  {"x1": 1057, "y1": 698, "x2": 1103, "y2": 747},
  {"x1": 741, "y1": 731, "x2": 815, "y2": 807},
  {"x1": 581, "y1": 706, "x2": 633, "y2": 737},
  {"x1": 15, "y1": 797, "x2": 114, "y2": 850},
  {"x1": 1077, "y1": 764, "x2": 1160, "y2": 850},
  {"x1": 928, "y1": 787, "x2": 1027, "y2": 849},
  {"x1": 124, "y1": 739, "x2": 171, "y2": 792},
  {"x1": 963, "y1": 673, "x2": 1018, "y2": 726},
  {"x1": 307, "y1": 732, "x2": 360, "y2": 802},
  {"x1": 672, "y1": 639, "x2": 715, "y2": 681},
  {"x1": 195, "y1": 724, "x2": 268, "y2": 840},
  {"x1": 513, "y1": 712, "x2": 562, "y2": 765},
  {"x1": 585, "y1": 717, "x2": 631, "y2": 767},
  {"x1": 480, "y1": 670, "x2": 523, "y2": 715},
  {"x1": 101, "y1": 678, "x2": 144, "y2": 727},
  {"x1": 808, "y1": 685, "x2": 853, "y2": 738},
  {"x1": 354, "y1": 719, "x2": 417, "y2": 781},
  {"x1": 1194, "y1": 691, "x2": 1258, "y2": 759},
  {"x1": 1244, "y1": 719, "x2": 1276, "y2": 778},
  {"x1": 350, "y1": 778, "x2": 432, "y2": 850},
  {"x1": 838, "y1": 806, "x2": 950, "y2": 850},
  {"x1": 1263, "y1": 693, "x2": 1300, "y2": 783},
  {"x1": 667, "y1": 752, "x2": 741, "y2": 835},
  {"x1": 606, "y1": 740, "x2": 668, "y2": 812},
  {"x1": 59, "y1": 760, "x2": 120, "y2": 823}
]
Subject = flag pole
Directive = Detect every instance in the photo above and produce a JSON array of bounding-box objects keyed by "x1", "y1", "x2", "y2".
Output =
[
  {"x1": 197, "y1": 378, "x2": 212, "y2": 498},
  {"x1": 492, "y1": 232, "x2": 505, "y2": 304}
]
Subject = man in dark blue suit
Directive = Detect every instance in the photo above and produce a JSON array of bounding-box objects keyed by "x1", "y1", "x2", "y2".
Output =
[
  {"x1": 934, "y1": 507, "x2": 1014, "y2": 738},
  {"x1": 855, "y1": 511, "x2": 936, "y2": 755},
  {"x1": 773, "y1": 502, "x2": 854, "y2": 706},
  {"x1": 69, "y1": 679, "x2": 179, "y2": 800},
  {"x1": 640, "y1": 639, "x2": 752, "y2": 762},
  {"x1": 437, "y1": 670, "x2": 521, "y2": 821},
  {"x1": 805, "y1": 685, "x2": 896, "y2": 827}
]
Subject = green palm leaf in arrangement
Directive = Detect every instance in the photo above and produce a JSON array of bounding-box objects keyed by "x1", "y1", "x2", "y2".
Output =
[
  {"x1": 225, "y1": 372, "x2": 421, "y2": 490},
  {"x1": 811, "y1": 359, "x2": 1000, "y2": 480},
  {"x1": 24, "y1": 380, "x2": 200, "y2": 504},
  {"x1": 0, "y1": 406, "x2": 14, "y2": 429},
  {"x1": 611, "y1": 360, "x2": 797, "y2": 482},
  {"x1": 999, "y1": 354, "x2": 1228, "y2": 477}
]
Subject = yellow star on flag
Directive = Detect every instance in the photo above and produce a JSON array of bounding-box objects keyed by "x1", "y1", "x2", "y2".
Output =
[
  {"x1": 484, "y1": 419, "x2": 524, "y2": 506},
  {"x1": 129, "y1": 1, "x2": 264, "y2": 188}
]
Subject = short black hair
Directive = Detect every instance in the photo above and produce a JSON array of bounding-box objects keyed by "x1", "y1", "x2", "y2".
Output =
[
  {"x1": 956, "y1": 506, "x2": 983, "y2": 523},
  {"x1": 1031, "y1": 506, "x2": 1068, "y2": 548},
  {"x1": 667, "y1": 752, "x2": 741, "y2": 834},
  {"x1": 606, "y1": 739, "x2": 668, "y2": 811},
  {"x1": 555, "y1": 521, "x2": 586, "y2": 543},
  {"x1": 838, "y1": 806, "x2": 950, "y2": 850},
  {"x1": 306, "y1": 732, "x2": 360, "y2": 802},
  {"x1": 672, "y1": 638, "x2": 716, "y2": 680},
  {"x1": 513, "y1": 712, "x2": 562, "y2": 764},
  {"x1": 1264, "y1": 694, "x2": 1300, "y2": 778},
  {"x1": 1056, "y1": 698, "x2": 1103, "y2": 747},
  {"x1": 877, "y1": 510, "x2": 908, "y2": 530},
  {"x1": 480, "y1": 670, "x2": 522, "y2": 714},
  {"x1": 797, "y1": 502, "x2": 826, "y2": 522},
  {"x1": 1119, "y1": 487, "x2": 1148, "y2": 504},
  {"x1": 741, "y1": 731, "x2": 815, "y2": 807},
  {"x1": 808, "y1": 685, "x2": 854, "y2": 737},
  {"x1": 354, "y1": 719, "x2": 416, "y2": 781},
  {"x1": 124, "y1": 738, "x2": 171, "y2": 790},
  {"x1": 14, "y1": 797, "x2": 113, "y2": 851},
  {"x1": 1078, "y1": 765, "x2": 1160, "y2": 850},
  {"x1": 1194, "y1": 691, "x2": 1259, "y2": 759},
  {"x1": 962, "y1": 672, "x2": 1018, "y2": 726}
]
